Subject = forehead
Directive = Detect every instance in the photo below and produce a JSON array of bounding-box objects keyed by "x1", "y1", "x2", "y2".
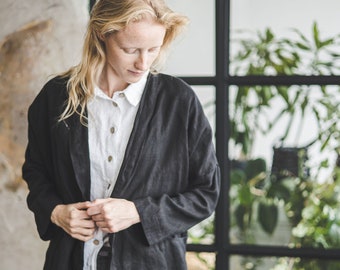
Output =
[{"x1": 113, "y1": 17, "x2": 166, "y2": 47}]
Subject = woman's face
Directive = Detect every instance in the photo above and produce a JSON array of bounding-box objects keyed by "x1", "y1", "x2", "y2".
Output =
[{"x1": 103, "y1": 16, "x2": 166, "y2": 89}]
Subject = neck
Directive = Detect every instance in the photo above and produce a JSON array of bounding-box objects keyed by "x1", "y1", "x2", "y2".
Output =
[{"x1": 98, "y1": 69, "x2": 128, "y2": 98}]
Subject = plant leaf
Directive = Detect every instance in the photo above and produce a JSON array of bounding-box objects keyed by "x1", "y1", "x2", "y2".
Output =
[
  {"x1": 244, "y1": 158, "x2": 267, "y2": 181},
  {"x1": 258, "y1": 200, "x2": 278, "y2": 234}
]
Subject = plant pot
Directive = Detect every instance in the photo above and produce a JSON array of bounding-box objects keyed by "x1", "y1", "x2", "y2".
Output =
[{"x1": 271, "y1": 146, "x2": 309, "y2": 182}]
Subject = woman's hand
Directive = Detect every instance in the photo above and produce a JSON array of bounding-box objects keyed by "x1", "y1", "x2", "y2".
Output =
[
  {"x1": 51, "y1": 202, "x2": 95, "y2": 241},
  {"x1": 87, "y1": 198, "x2": 140, "y2": 233}
]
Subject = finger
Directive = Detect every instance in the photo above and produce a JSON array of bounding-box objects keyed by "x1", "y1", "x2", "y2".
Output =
[
  {"x1": 81, "y1": 219, "x2": 96, "y2": 228},
  {"x1": 77, "y1": 209, "x2": 93, "y2": 220},
  {"x1": 74, "y1": 201, "x2": 92, "y2": 210},
  {"x1": 90, "y1": 198, "x2": 110, "y2": 205},
  {"x1": 87, "y1": 205, "x2": 102, "y2": 216},
  {"x1": 95, "y1": 220, "x2": 109, "y2": 228},
  {"x1": 69, "y1": 208, "x2": 91, "y2": 221},
  {"x1": 68, "y1": 226, "x2": 95, "y2": 237},
  {"x1": 72, "y1": 232, "x2": 95, "y2": 242},
  {"x1": 91, "y1": 215, "x2": 100, "y2": 222},
  {"x1": 87, "y1": 198, "x2": 115, "y2": 216},
  {"x1": 100, "y1": 228, "x2": 111, "y2": 233},
  {"x1": 96, "y1": 223, "x2": 113, "y2": 233},
  {"x1": 96, "y1": 222, "x2": 121, "y2": 233},
  {"x1": 66, "y1": 216, "x2": 95, "y2": 231}
]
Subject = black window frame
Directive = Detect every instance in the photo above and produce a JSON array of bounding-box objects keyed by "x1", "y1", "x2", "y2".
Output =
[
  {"x1": 89, "y1": 0, "x2": 340, "y2": 269},
  {"x1": 186, "y1": 0, "x2": 340, "y2": 269}
]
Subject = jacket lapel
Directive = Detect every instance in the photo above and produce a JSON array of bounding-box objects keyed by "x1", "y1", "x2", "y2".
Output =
[
  {"x1": 112, "y1": 75, "x2": 158, "y2": 196},
  {"x1": 66, "y1": 114, "x2": 91, "y2": 201},
  {"x1": 62, "y1": 75, "x2": 158, "y2": 200}
]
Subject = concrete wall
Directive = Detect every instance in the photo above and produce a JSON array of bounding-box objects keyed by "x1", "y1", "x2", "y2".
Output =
[{"x1": 0, "y1": 1, "x2": 88, "y2": 269}]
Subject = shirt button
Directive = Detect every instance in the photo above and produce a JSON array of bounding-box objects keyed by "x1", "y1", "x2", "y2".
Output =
[
  {"x1": 108, "y1": 156, "x2": 113, "y2": 162},
  {"x1": 119, "y1": 93, "x2": 125, "y2": 98},
  {"x1": 112, "y1": 101, "x2": 118, "y2": 107},
  {"x1": 93, "y1": 239, "x2": 100, "y2": 245},
  {"x1": 110, "y1": 127, "x2": 115, "y2": 134}
]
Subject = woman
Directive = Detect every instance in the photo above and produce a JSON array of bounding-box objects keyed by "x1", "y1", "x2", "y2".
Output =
[{"x1": 22, "y1": 0, "x2": 220, "y2": 269}]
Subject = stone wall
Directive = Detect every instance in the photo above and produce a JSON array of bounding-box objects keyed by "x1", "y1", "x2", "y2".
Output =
[{"x1": 0, "y1": 1, "x2": 88, "y2": 269}]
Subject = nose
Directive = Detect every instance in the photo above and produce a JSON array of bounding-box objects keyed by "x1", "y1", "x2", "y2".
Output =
[{"x1": 135, "y1": 52, "x2": 148, "y2": 71}]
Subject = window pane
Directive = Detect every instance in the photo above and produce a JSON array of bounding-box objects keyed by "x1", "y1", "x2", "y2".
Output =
[
  {"x1": 229, "y1": 86, "x2": 340, "y2": 247},
  {"x1": 163, "y1": 1, "x2": 215, "y2": 76},
  {"x1": 188, "y1": 214, "x2": 215, "y2": 245},
  {"x1": 192, "y1": 86, "x2": 216, "y2": 142},
  {"x1": 230, "y1": 0, "x2": 340, "y2": 76},
  {"x1": 187, "y1": 252, "x2": 215, "y2": 270},
  {"x1": 231, "y1": 255, "x2": 340, "y2": 270},
  {"x1": 188, "y1": 86, "x2": 216, "y2": 246}
]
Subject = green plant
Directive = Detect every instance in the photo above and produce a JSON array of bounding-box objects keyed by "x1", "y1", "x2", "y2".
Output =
[
  {"x1": 289, "y1": 165, "x2": 340, "y2": 247},
  {"x1": 229, "y1": 22, "x2": 340, "y2": 240},
  {"x1": 229, "y1": 22, "x2": 340, "y2": 159},
  {"x1": 229, "y1": 22, "x2": 340, "y2": 269},
  {"x1": 230, "y1": 158, "x2": 274, "y2": 239},
  {"x1": 270, "y1": 164, "x2": 340, "y2": 269},
  {"x1": 189, "y1": 22, "x2": 340, "y2": 269}
]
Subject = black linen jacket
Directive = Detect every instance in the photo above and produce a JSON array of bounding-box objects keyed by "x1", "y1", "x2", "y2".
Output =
[{"x1": 22, "y1": 73, "x2": 220, "y2": 270}]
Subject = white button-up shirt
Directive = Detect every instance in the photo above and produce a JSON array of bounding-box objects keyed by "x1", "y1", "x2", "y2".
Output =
[{"x1": 83, "y1": 73, "x2": 148, "y2": 270}]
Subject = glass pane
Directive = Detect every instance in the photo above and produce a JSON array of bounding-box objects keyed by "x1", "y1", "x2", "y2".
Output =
[
  {"x1": 230, "y1": 0, "x2": 340, "y2": 76},
  {"x1": 229, "y1": 86, "x2": 340, "y2": 247},
  {"x1": 188, "y1": 214, "x2": 215, "y2": 245},
  {"x1": 193, "y1": 86, "x2": 216, "y2": 143},
  {"x1": 163, "y1": 1, "x2": 215, "y2": 76},
  {"x1": 187, "y1": 252, "x2": 215, "y2": 270},
  {"x1": 231, "y1": 255, "x2": 340, "y2": 270},
  {"x1": 231, "y1": 255, "x2": 277, "y2": 270}
]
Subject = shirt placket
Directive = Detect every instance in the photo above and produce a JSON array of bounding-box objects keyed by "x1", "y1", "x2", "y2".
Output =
[{"x1": 105, "y1": 96, "x2": 121, "y2": 197}]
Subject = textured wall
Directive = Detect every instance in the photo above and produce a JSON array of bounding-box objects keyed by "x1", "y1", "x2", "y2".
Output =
[{"x1": 0, "y1": 1, "x2": 88, "y2": 269}]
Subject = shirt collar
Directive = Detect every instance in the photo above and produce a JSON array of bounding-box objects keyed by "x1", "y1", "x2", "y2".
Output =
[
  {"x1": 94, "y1": 72, "x2": 148, "y2": 107},
  {"x1": 122, "y1": 71, "x2": 148, "y2": 107}
]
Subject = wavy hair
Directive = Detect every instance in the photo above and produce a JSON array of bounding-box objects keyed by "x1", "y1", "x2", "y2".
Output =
[{"x1": 59, "y1": 0, "x2": 189, "y2": 124}]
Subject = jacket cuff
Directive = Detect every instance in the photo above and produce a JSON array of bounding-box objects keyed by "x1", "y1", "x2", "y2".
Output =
[{"x1": 133, "y1": 197, "x2": 163, "y2": 246}]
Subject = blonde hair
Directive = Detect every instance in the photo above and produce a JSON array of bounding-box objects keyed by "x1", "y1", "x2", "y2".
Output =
[{"x1": 59, "y1": 0, "x2": 189, "y2": 124}]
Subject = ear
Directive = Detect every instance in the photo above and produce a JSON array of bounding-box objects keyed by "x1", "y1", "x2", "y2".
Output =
[{"x1": 97, "y1": 31, "x2": 105, "y2": 41}]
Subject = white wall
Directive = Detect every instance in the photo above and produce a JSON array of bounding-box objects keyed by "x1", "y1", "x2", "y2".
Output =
[
  {"x1": 165, "y1": 0, "x2": 340, "y2": 76},
  {"x1": 231, "y1": 0, "x2": 340, "y2": 36}
]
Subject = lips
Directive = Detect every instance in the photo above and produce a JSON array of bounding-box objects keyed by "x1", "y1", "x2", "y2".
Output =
[{"x1": 129, "y1": 70, "x2": 144, "y2": 76}]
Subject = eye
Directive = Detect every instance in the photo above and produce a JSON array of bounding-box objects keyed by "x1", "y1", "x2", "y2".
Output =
[
  {"x1": 123, "y1": 48, "x2": 138, "y2": 54},
  {"x1": 148, "y1": 47, "x2": 160, "y2": 53}
]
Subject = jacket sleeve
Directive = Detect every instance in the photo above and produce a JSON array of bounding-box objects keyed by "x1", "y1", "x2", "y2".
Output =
[
  {"x1": 133, "y1": 92, "x2": 221, "y2": 246},
  {"x1": 22, "y1": 88, "x2": 63, "y2": 241}
]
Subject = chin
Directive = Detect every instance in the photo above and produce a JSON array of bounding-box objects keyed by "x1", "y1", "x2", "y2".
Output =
[{"x1": 127, "y1": 75, "x2": 143, "y2": 83}]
